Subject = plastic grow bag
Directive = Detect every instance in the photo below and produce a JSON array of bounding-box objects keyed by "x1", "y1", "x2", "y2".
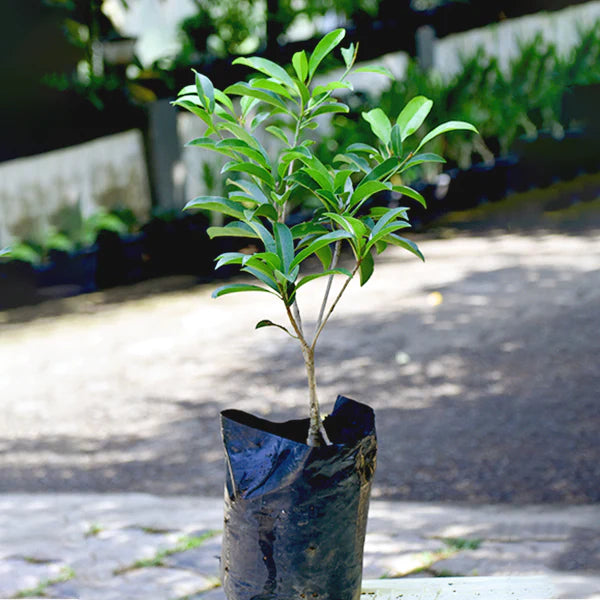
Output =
[{"x1": 220, "y1": 395, "x2": 377, "y2": 600}]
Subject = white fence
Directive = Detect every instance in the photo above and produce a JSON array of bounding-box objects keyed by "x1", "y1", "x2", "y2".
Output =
[{"x1": 0, "y1": 130, "x2": 151, "y2": 248}]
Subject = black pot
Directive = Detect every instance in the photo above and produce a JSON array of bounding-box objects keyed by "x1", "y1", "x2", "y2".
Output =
[{"x1": 220, "y1": 396, "x2": 377, "y2": 600}]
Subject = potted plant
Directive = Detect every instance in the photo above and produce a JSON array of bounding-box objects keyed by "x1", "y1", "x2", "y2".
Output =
[{"x1": 174, "y1": 28, "x2": 476, "y2": 600}]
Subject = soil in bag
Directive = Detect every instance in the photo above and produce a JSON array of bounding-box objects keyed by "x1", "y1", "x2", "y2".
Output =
[{"x1": 220, "y1": 395, "x2": 377, "y2": 600}]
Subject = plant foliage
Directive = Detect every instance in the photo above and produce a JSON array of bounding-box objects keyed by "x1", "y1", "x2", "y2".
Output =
[{"x1": 175, "y1": 29, "x2": 476, "y2": 444}]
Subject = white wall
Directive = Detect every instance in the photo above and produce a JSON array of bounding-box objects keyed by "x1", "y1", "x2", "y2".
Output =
[{"x1": 0, "y1": 130, "x2": 151, "y2": 248}]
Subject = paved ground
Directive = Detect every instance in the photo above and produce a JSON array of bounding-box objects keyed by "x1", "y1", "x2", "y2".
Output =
[
  {"x1": 0, "y1": 494, "x2": 598, "y2": 599},
  {"x1": 1, "y1": 232, "x2": 599, "y2": 502},
  {"x1": 0, "y1": 228, "x2": 599, "y2": 598}
]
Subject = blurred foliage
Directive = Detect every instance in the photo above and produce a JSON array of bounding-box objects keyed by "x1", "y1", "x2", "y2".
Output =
[{"x1": 318, "y1": 22, "x2": 600, "y2": 178}]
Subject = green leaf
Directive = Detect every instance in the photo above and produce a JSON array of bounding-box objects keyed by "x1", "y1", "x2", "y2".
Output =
[
  {"x1": 184, "y1": 196, "x2": 245, "y2": 219},
  {"x1": 242, "y1": 265, "x2": 280, "y2": 292},
  {"x1": 361, "y1": 157, "x2": 400, "y2": 185},
  {"x1": 416, "y1": 120, "x2": 479, "y2": 152},
  {"x1": 212, "y1": 283, "x2": 277, "y2": 298},
  {"x1": 296, "y1": 268, "x2": 353, "y2": 290},
  {"x1": 292, "y1": 50, "x2": 308, "y2": 82},
  {"x1": 244, "y1": 221, "x2": 277, "y2": 254},
  {"x1": 396, "y1": 96, "x2": 433, "y2": 141},
  {"x1": 341, "y1": 43, "x2": 355, "y2": 68},
  {"x1": 228, "y1": 179, "x2": 270, "y2": 205},
  {"x1": 390, "y1": 124, "x2": 403, "y2": 156},
  {"x1": 324, "y1": 212, "x2": 367, "y2": 241},
  {"x1": 194, "y1": 71, "x2": 215, "y2": 112},
  {"x1": 207, "y1": 222, "x2": 259, "y2": 239},
  {"x1": 310, "y1": 102, "x2": 350, "y2": 117},
  {"x1": 313, "y1": 81, "x2": 353, "y2": 96},
  {"x1": 217, "y1": 121, "x2": 266, "y2": 150},
  {"x1": 265, "y1": 125, "x2": 288, "y2": 144},
  {"x1": 362, "y1": 108, "x2": 392, "y2": 146},
  {"x1": 233, "y1": 56, "x2": 296, "y2": 90},
  {"x1": 214, "y1": 252, "x2": 248, "y2": 270},
  {"x1": 347, "y1": 142, "x2": 380, "y2": 156},
  {"x1": 334, "y1": 152, "x2": 370, "y2": 173},
  {"x1": 370, "y1": 207, "x2": 411, "y2": 239},
  {"x1": 392, "y1": 185, "x2": 427, "y2": 208},
  {"x1": 171, "y1": 99, "x2": 213, "y2": 128},
  {"x1": 291, "y1": 222, "x2": 328, "y2": 240},
  {"x1": 400, "y1": 153, "x2": 446, "y2": 172},
  {"x1": 353, "y1": 65, "x2": 394, "y2": 78},
  {"x1": 349, "y1": 181, "x2": 391, "y2": 211},
  {"x1": 224, "y1": 82, "x2": 289, "y2": 112},
  {"x1": 214, "y1": 89, "x2": 234, "y2": 112},
  {"x1": 222, "y1": 161, "x2": 275, "y2": 189},
  {"x1": 273, "y1": 223, "x2": 295, "y2": 273},
  {"x1": 217, "y1": 138, "x2": 270, "y2": 168},
  {"x1": 385, "y1": 234, "x2": 425, "y2": 261},
  {"x1": 290, "y1": 230, "x2": 352, "y2": 270},
  {"x1": 251, "y1": 78, "x2": 294, "y2": 100},
  {"x1": 308, "y1": 28, "x2": 345, "y2": 80},
  {"x1": 256, "y1": 319, "x2": 297, "y2": 338},
  {"x1": 359, "y1": 249, "x2": 374, "y2": 286}
]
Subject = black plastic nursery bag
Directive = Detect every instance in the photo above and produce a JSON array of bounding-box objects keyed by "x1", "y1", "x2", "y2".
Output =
[{"x1": 220, "y1": 396, "x2": 377, "y2": 600}]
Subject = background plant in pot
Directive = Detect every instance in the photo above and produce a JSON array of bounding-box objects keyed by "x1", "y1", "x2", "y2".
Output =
[{"x1": 175, "y1": 28, "x2": 476, "y2": 600}]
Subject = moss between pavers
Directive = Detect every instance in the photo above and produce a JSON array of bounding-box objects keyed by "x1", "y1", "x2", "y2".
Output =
[{"x1": 114, "y1": 531, "x2": 220, "y2": 575}]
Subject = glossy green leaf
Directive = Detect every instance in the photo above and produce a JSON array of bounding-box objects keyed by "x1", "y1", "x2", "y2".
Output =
[
  {"x1": 362, "y1": 108, "x2": 392, "y2": 146},
  {"x1": 183, "y1": 196, "x2": 245, "y2": 219},
  {"x1": 341, "y1": 43, "x2": 355, "y2": 68},
  {"x1": 416, "y1": 120, "x2": 479, "y2": 152},
  {"x1": 171, "y1": 99, "x2": 213, "y2": 128},
  {"x1": 251, "y1": 78, "x2": 294, "y2": 100},
  {"x1": 242, "y1": 266, "x2": 280, "y2": 292},
  {"x1": 354, "y1": 65, "x2": 394, "y2": 78},
  {"x1": 256, "y1": 319, "x2": 297, "y2": 337},
  {"x1": 217, "y1": 139, "x2": 270, "y2": 168},
  {"x1": 385, "y1": 234, "x2": 425, "y2": 261},
  {"x1": 308, "y1": 28, "x2": 345, "y2": 79},
  {"x1": 207, "y1": 222, "x2": 259, "y2": 239},
  {"x1": 349, "y1": 181, "x2": 391, "y2": 211},
  {"x1": 289, "y1": 230, "x2": 352, "y2": 270},
  {"x1": 361, "y1": 157, "x2": 400, "y2": 185},
  {"x1": 233, "y1": 56, "x2": 296, "y2": 90},
  {"x1": 292, "y1": 50, "x2": 308, "y2": 82},
  {"x1": 214, "y1": 252, "x2": 248, "y2": 270},
  {"x1": 400, "y1": 152, "x2": 446, "y2": 172},
  {"x1": 310, "y1": 102, "x2": 350, "y2": 117},
  {"x1": 296, "y1": 268, "x2": 353, "y2": 290},
  {"x1": 359, "y1": 249, "x2": 374, "y2": 286},
  {"x1": 324, "y1": 212, "x2": 367, "y2": 240},
  {"x1": 194, "y1": 71, "x2": 215, "y2": 112},
  {"x1": 313, "y1": 81, "x2": 353, "y2": 96},
  {"x1": 265, "y1": 125, "x2": 288, "y2": 144},
  {"x1": 244, "y1": 221, "x2": 277, "y2": 254},
  {"x1": 228, "y1": 179, "x2": 270, "y2": 205},
  {"x1": 212, "y1": 283, "x2": 277, "y2": 298},
  {"x1": 214, "y1": 89, "x2": 234, "y2": 112},
  {"x1": 222, "y1": 161, "x2": 275, "y2": 189},
  {"x1": 290, "y1": 222, "x2": 328, "y2": 240},
  {"x1": 346, "y1": 142, "x2": 380, "y2": 156},
  {"x1": 392, "y1": 185, "x2": 427, "y2": 208},
  {"x1": 334, "y1": 152, "x2": 370, "y2": 172},
  {"x1": 369, "y1": 207, "x2": 412, "y2": 240},
  {"x1": 274, "y1": 223, "x2": 295, "y2": 273},
  {"x1": 224, "y1": 82, "x2": 289, "y2": 112},
  {"x1": 397, "y1": 96, "x2": 433, "y2": 141},
  {"x1": 390, "y1": 124, "x2": 403, "y2": 156}
]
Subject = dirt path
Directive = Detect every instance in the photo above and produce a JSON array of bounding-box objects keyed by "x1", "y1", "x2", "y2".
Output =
[{"x1": 1, "y1": 231, "x2": 599, "y2": 502}]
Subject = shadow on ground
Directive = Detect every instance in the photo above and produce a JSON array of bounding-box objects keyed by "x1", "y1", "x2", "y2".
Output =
[{"x1": 2, "y1": 258, "x2": 598, "y2": 503}]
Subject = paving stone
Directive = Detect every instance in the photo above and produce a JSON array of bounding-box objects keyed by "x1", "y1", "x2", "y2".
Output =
[
  {"x1": 163, "y1": 537, "x2": 222, "y2": 576},
  {"x1": 71, "y1": 567, "x2": 216, "y2": 600},
  {"x1": 0, "y1": 558, "x2": 68, "y2": 597}
]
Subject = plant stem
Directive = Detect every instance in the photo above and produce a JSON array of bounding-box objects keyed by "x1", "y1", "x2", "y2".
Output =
[
  {"x1": 314, "y1": 239, "x2": 342, "y2": 337},
  {"x1": 311, "y1": 261, "x2": 360, "y2": 351},
  {"x1": 285, "y1": 303, "x2": 330, "y2": 446}
]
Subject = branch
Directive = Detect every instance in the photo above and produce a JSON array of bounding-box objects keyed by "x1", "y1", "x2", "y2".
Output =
[
  {"x1": 314, "y1": 239, "x2": 342, "y2": 338},
  {"x1": 310, "y1": 260, "x2": 360, "y2": 351}
]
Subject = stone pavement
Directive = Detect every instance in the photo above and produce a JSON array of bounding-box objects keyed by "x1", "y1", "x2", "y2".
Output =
[{"x1": 0, "y1": 495, "x2": 598, "y2": 600}]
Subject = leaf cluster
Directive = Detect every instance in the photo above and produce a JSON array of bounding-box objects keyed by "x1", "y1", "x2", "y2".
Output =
[{"x1": 174, "y1": 28, "x2": 476, "y2": 337}]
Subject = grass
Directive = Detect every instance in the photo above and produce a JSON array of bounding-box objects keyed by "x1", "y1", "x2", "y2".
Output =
[
  {"x1": 11, "y1": 566, "x2": 75, "y2": 599},
  {"x1": 380, "y1": 537, "x2": 483, "y2": 579},
  {"x1": 113, "y1": 530, "x2": 220, "y2": 575},
  {"x1": 84, "y1": 522, "x2": 103, "y2": 537}
]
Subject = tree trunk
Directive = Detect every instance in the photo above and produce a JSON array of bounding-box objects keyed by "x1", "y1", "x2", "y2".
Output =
[{"x1": 303, "y1": 346, "x2": 329, "y2": 447}]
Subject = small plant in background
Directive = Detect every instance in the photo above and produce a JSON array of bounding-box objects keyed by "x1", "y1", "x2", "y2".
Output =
[{"x1": 175, "y1": 28, "x2": 476, "y2": 446}]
